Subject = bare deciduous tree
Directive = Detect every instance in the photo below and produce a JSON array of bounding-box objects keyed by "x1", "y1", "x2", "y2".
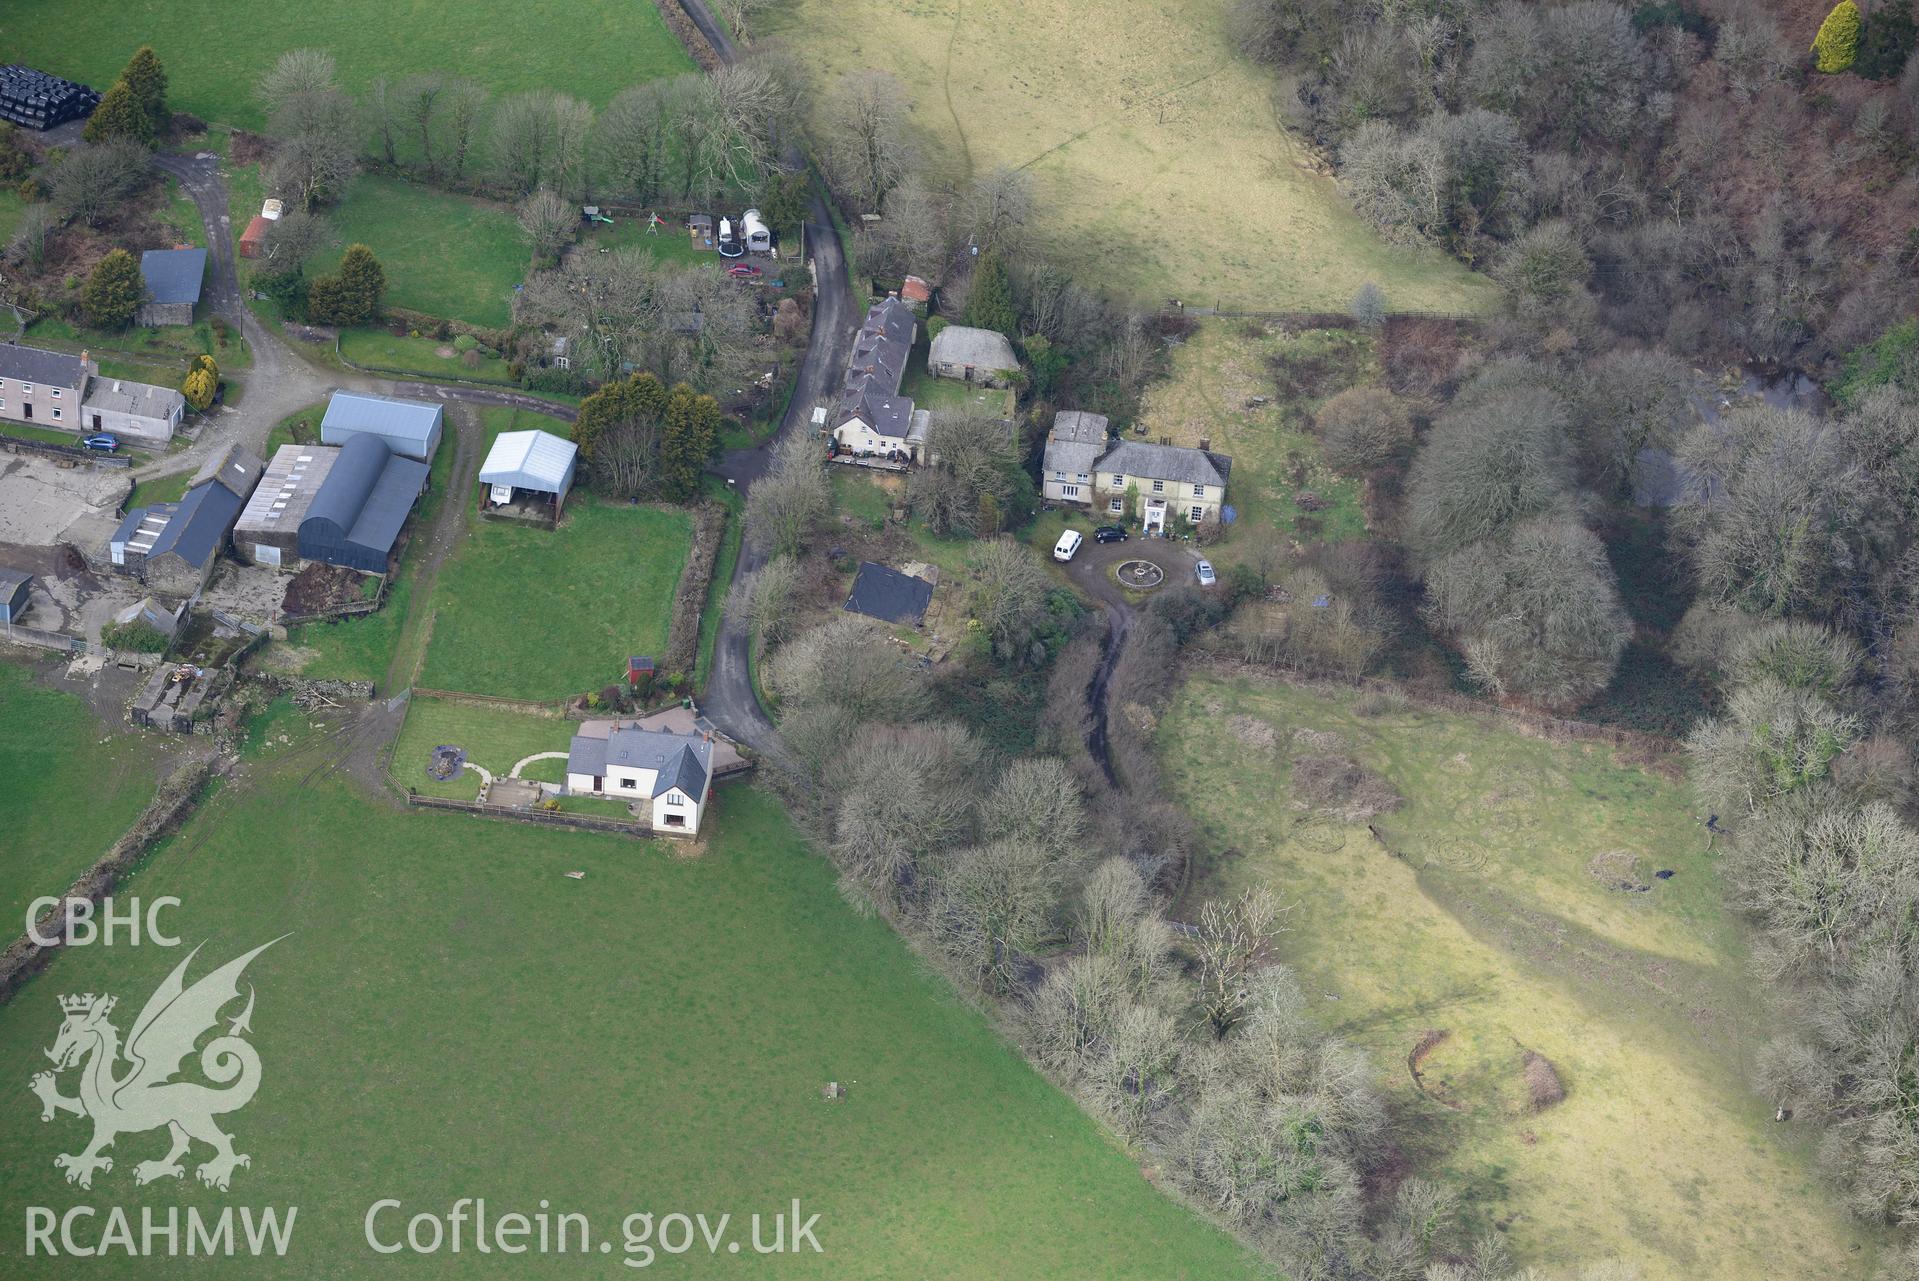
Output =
[
  {"x1": 1193, "y1": 888, "x2": 1283, "y2": 1038},
  {"x1": 50, "y1": 141, "x2": 150, "y2": 227},
  {"x1": 743, "y1": 554, "x2": 801, "y2": 650},
  {"x1": 822, "y1": 71, "x2": 916, "y2": 213},
  {"x1": 255, "y1": 48, "x2": 337, "y2": 108},
  {"x1": 516, "y1": 188, "x2": 574, "y2": 266},
  {"x1": 745, "y1": 434, "x2": 831, "y2": 557}
]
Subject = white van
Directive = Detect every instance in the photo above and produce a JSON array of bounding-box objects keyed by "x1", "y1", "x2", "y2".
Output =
[{"x1": 1053, "y1": 529, "x2": 1083, "y2": 562}]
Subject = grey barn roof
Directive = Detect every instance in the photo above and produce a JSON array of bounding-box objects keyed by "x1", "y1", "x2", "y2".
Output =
[
  {"x1": 111, "y1": 503, "x2": 177, "y2": 556},
  {"x1": 0, "y1": 343, "x2": 84, "y2": 389},
  {"x1": 147, "y1": 479, "x2": 245, "y2": 570},
  {"x1": 0, "y1": 567, "x2": 32, "y2": 616},
  {"x1": 321, "y1": 390, "x2": 443, "y2": 459},
  {"x1": 236, "y1": 444, "x2": 339, "y2": 534},
  {"x1": 139, "y1": 248, "x2": 207, "y2": 306},
  {"x1": 1045, "y1": 410, "x2": 1110, "y2": 476},
  {"x1": 1097, "y1": 440, "x2": 1233, "y2": 489},
  {"x1": 195, "y1": 442, "x2": 266, "y2": 498},
  {"x1": 844, "y1": 562, "x2": 933, "y2": 625},
  {"x1": 928, "y1": 324, "x2": 1018, "y2": 372},
  {"x1": 298, "y1": 433, "x2": 428, "y2": 571},
  {"x1": 568, "y1": 727, "x2": 713, "y2": 797}
]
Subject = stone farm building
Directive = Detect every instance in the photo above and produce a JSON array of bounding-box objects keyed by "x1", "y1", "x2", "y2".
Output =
[
  {"x1": 111, "y1": 443, "x2": 264, "y2": 598},
  {"x1": 320, "y1": 390, "x2": 443, "y2": 461},
  {"x1": 0, "y1": 344, "x2": 183, "y2": 444},
  {"x1": 928, "y1": 325, "x2": 1018, "y2": 385},
  {"x1": 565, "y1": 723, "x2": 715, "y2": 834},
  {"x1": 234, "y1": 435, "x2": 428, "y2": 574},
  {"x1": 829, "y1": 296, "x2": 929, "y2": 464},
  {"x1": 137, "y1": 248, "x2": 206, "y2": 327}
]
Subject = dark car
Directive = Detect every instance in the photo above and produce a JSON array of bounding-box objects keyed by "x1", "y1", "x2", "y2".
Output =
[
  {"x1": 1092, "y1": 524, "x2": 1128, "y2": 543},
  {"x1": 80, "y1": 433, "x2": 120, "y2": 452}
]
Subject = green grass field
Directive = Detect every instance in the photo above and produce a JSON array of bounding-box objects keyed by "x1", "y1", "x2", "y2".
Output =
[
  {"x1": 0, "y1": 0, "x2": 692, "y2": 132},
  {"x1": 0, "y1": 707, "x2": 1270, "y2": 1279},
  {"x1": 338, "y1": 328, "x2": 516, "y2": 384},
  {"x1": 0, "y1": 660, "x2": 163, "y2": 928},
  {"x1": 310, "y1": 176, "x2": 528, "y2": 328},
  {"x1": 1157, "y1": 672, "x2": 1887, "y2": 1280},
  {"x1": 418, "y1": 413, "x2": 691, "y2": 701},
  {"x1": 901, "y1": 360, "x2": 1016, "y2": 418},
  {"x1": 124, "y1": 470, "x2": 192, "y2": 512},
  {"x1": 768, "y1": 0, "x2": 1499, "y2": 314}
]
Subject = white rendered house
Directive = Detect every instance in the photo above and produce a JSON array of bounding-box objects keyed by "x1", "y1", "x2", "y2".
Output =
[{"x1": 565, "y1": 725, "x2": 714, "y2": 834}]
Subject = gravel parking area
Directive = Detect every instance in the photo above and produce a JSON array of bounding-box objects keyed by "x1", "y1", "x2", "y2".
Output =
[{"x1": 0, "y1": 455, "x2": 131, "y2": 549}]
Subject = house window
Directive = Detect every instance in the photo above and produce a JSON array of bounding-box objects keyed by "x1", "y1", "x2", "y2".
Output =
[
  {"x1": 1190, "y1": 506, "x2": 1205, "y2": 523},
  {"x1": 1152, "y1": 479, "x2": 1164, "y2": 494},
  {"x1": 1193, "y1": 485, "x2": 1205, "y2": 498},
  {"x1": 620, "y1": 778, "x2": 637, "y2": 790},
  {"x1": 1108, "y1": 497, "x2": 1123, "y2": 513},
  {"x1": 0, "y1": 400, "x2": 6, "y2": 414},
  {"x1": 51, "y1": 389, "x2": 60, "y2": 399},
  {"x1": 1111, "y1": 474, "x2": 1124, "y2": 488},
  {"x1": 50, "y1": 408, "x2": 61, "y2": 421},
  {"x1": 1053, "y1": 470, "x2": 1064, "y2": 481},
  {"x1": 1062, "y1": 485, "x2": 1079, "y2": 498},
  {"x1": 664, "y1": 793, "x2": 685, "y2": 807},
  {"x1": 21, "y1": 384, "x2": 32, "y2": 394}
]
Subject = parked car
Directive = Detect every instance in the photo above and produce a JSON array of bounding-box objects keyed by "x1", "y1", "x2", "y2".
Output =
[
  {"x1": 80, "y1": 433, "x2": 120, "y2": 452},
  {"x1": 1093, "y1": 524, "x2": 1128, "y2": 543},
  {"x1": 726, "y1": 263, "x2": 763, "y2": 278},
  {"x1": 1195, "y1": 559, "x2": 1216, "y2": 587},
  {"x1": 1053, "y1": 529, "x2": 1083, "y2": 562}
]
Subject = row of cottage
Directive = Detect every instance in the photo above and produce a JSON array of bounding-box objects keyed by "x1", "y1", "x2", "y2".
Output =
[{"x1": 826, "y1": 296, "x2": 1232, "y2": 528}]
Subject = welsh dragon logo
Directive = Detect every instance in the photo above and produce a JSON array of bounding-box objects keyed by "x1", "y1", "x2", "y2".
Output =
[{"x1": 30, "y1": 938, "x2": 284, "y2": 1191}]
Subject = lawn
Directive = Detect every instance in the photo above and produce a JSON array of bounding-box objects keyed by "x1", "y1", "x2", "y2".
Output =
[
  {"x1": 419, "y1": 411, "x2": 691, "y2": 699},
  {"x1": 1157, "y1": 672, "x2": 1888, "y2": 1281},
  {"x1": 0, "y1": 709, "x2": 1271, "y2": 1279},
  {"x1": 263, "y1": 399, "x2": 325, "y2": 457},
  {"x1": 0, "y1": 0, "x2": 692, "y2": 132},
  {"x1": 767, "y1": 0, "x2": 1500, "y2": 314},
  {"x1": 338, "y1": 328, "x2": 516, "y2": 384},
  {"x1": 25, "y1": 315, "x2": 251, "y2": 373},
  {"x1": 0, "y1": 659, "x2": 164, "y2": 928},
  {"x1": 1135, "y1": 320, "x2": 1369, "y2": 558},
  {"x1": 392, "y1": 695, "x2": 573, "y2": 800},
  {"x1": 124, "y1": 469, "x2": 192, "y2": 511},
  {"x1": 312, "y1": 175, "x2": 530, "y2": 328},
  {"x1": 901, "y1": 358, "x2": 1015, "y2": 418}
]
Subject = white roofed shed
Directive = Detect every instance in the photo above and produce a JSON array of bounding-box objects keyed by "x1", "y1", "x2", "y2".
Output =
[{"x1": 479, "y1": 429, "x2": 579, "y2": 516}]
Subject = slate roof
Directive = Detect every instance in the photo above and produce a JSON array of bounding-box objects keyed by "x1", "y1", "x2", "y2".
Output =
[
  {"x1": 1045, "y1": 411, "x2": 1110, "y2": 477},
  {"x1": 111, "y1": 503, "x2": 177, "y2": 556},
  {"x1": 194, "y1": 442, "x2": 265, "y2": 498},
  {"x1": 843, "y1": 561, "x2": 934, "y2": 625},
  {"x1": 148, "y1": 479, "x2": 245, "y2": 570},
  {"x1": 0, "y1": 343, "x2": 85, "y2": 389},
  {"x1": 1097, "y1": 441, "x2": 1233, "y2": 489},
  {"x1": 834, "y1": 297, "x2": 917, "y2": 437},
  {"x1": 86, "y1": 378, "x2": 185, "y2": 423},
  {"x1": 479, "y1": 429, "x2": 577, "y2": 493},
  {"x1": 0, "y1": 567, "x2": 32, "y2": 599},
  {"x1": 568, "y1": 727, "x2": 713, "y2": 798},
  {"x1": 139, "y1": 248, "x2": 207, "y2": 306},
  {"x1": 929, "y1": 324, "x2": 1018, "y2": 372}
]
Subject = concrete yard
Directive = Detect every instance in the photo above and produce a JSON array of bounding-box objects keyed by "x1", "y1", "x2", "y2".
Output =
[{"x1": 0, "y1": 453, "x2": 131, "y2": 554}]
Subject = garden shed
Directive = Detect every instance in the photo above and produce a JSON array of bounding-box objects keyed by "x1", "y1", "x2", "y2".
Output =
[
  {"x1": 296, "y1": 434, "x2": 429, "y2": 574},
  {"x1": 239, "y1": 216, "x2": 270, "y2": 260},
  {"x1": 320, "y1": 390, "x2": 444, "y2": 461},
  {"x1": 137, "y1": 248, "x2": 207, "y2": 327},
  {"x1": 478, "y1": 429, "x2": 578, "y2": 519},
  {"x1": 0, "y1": 568, "x2": 33, "y2": 624}
]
